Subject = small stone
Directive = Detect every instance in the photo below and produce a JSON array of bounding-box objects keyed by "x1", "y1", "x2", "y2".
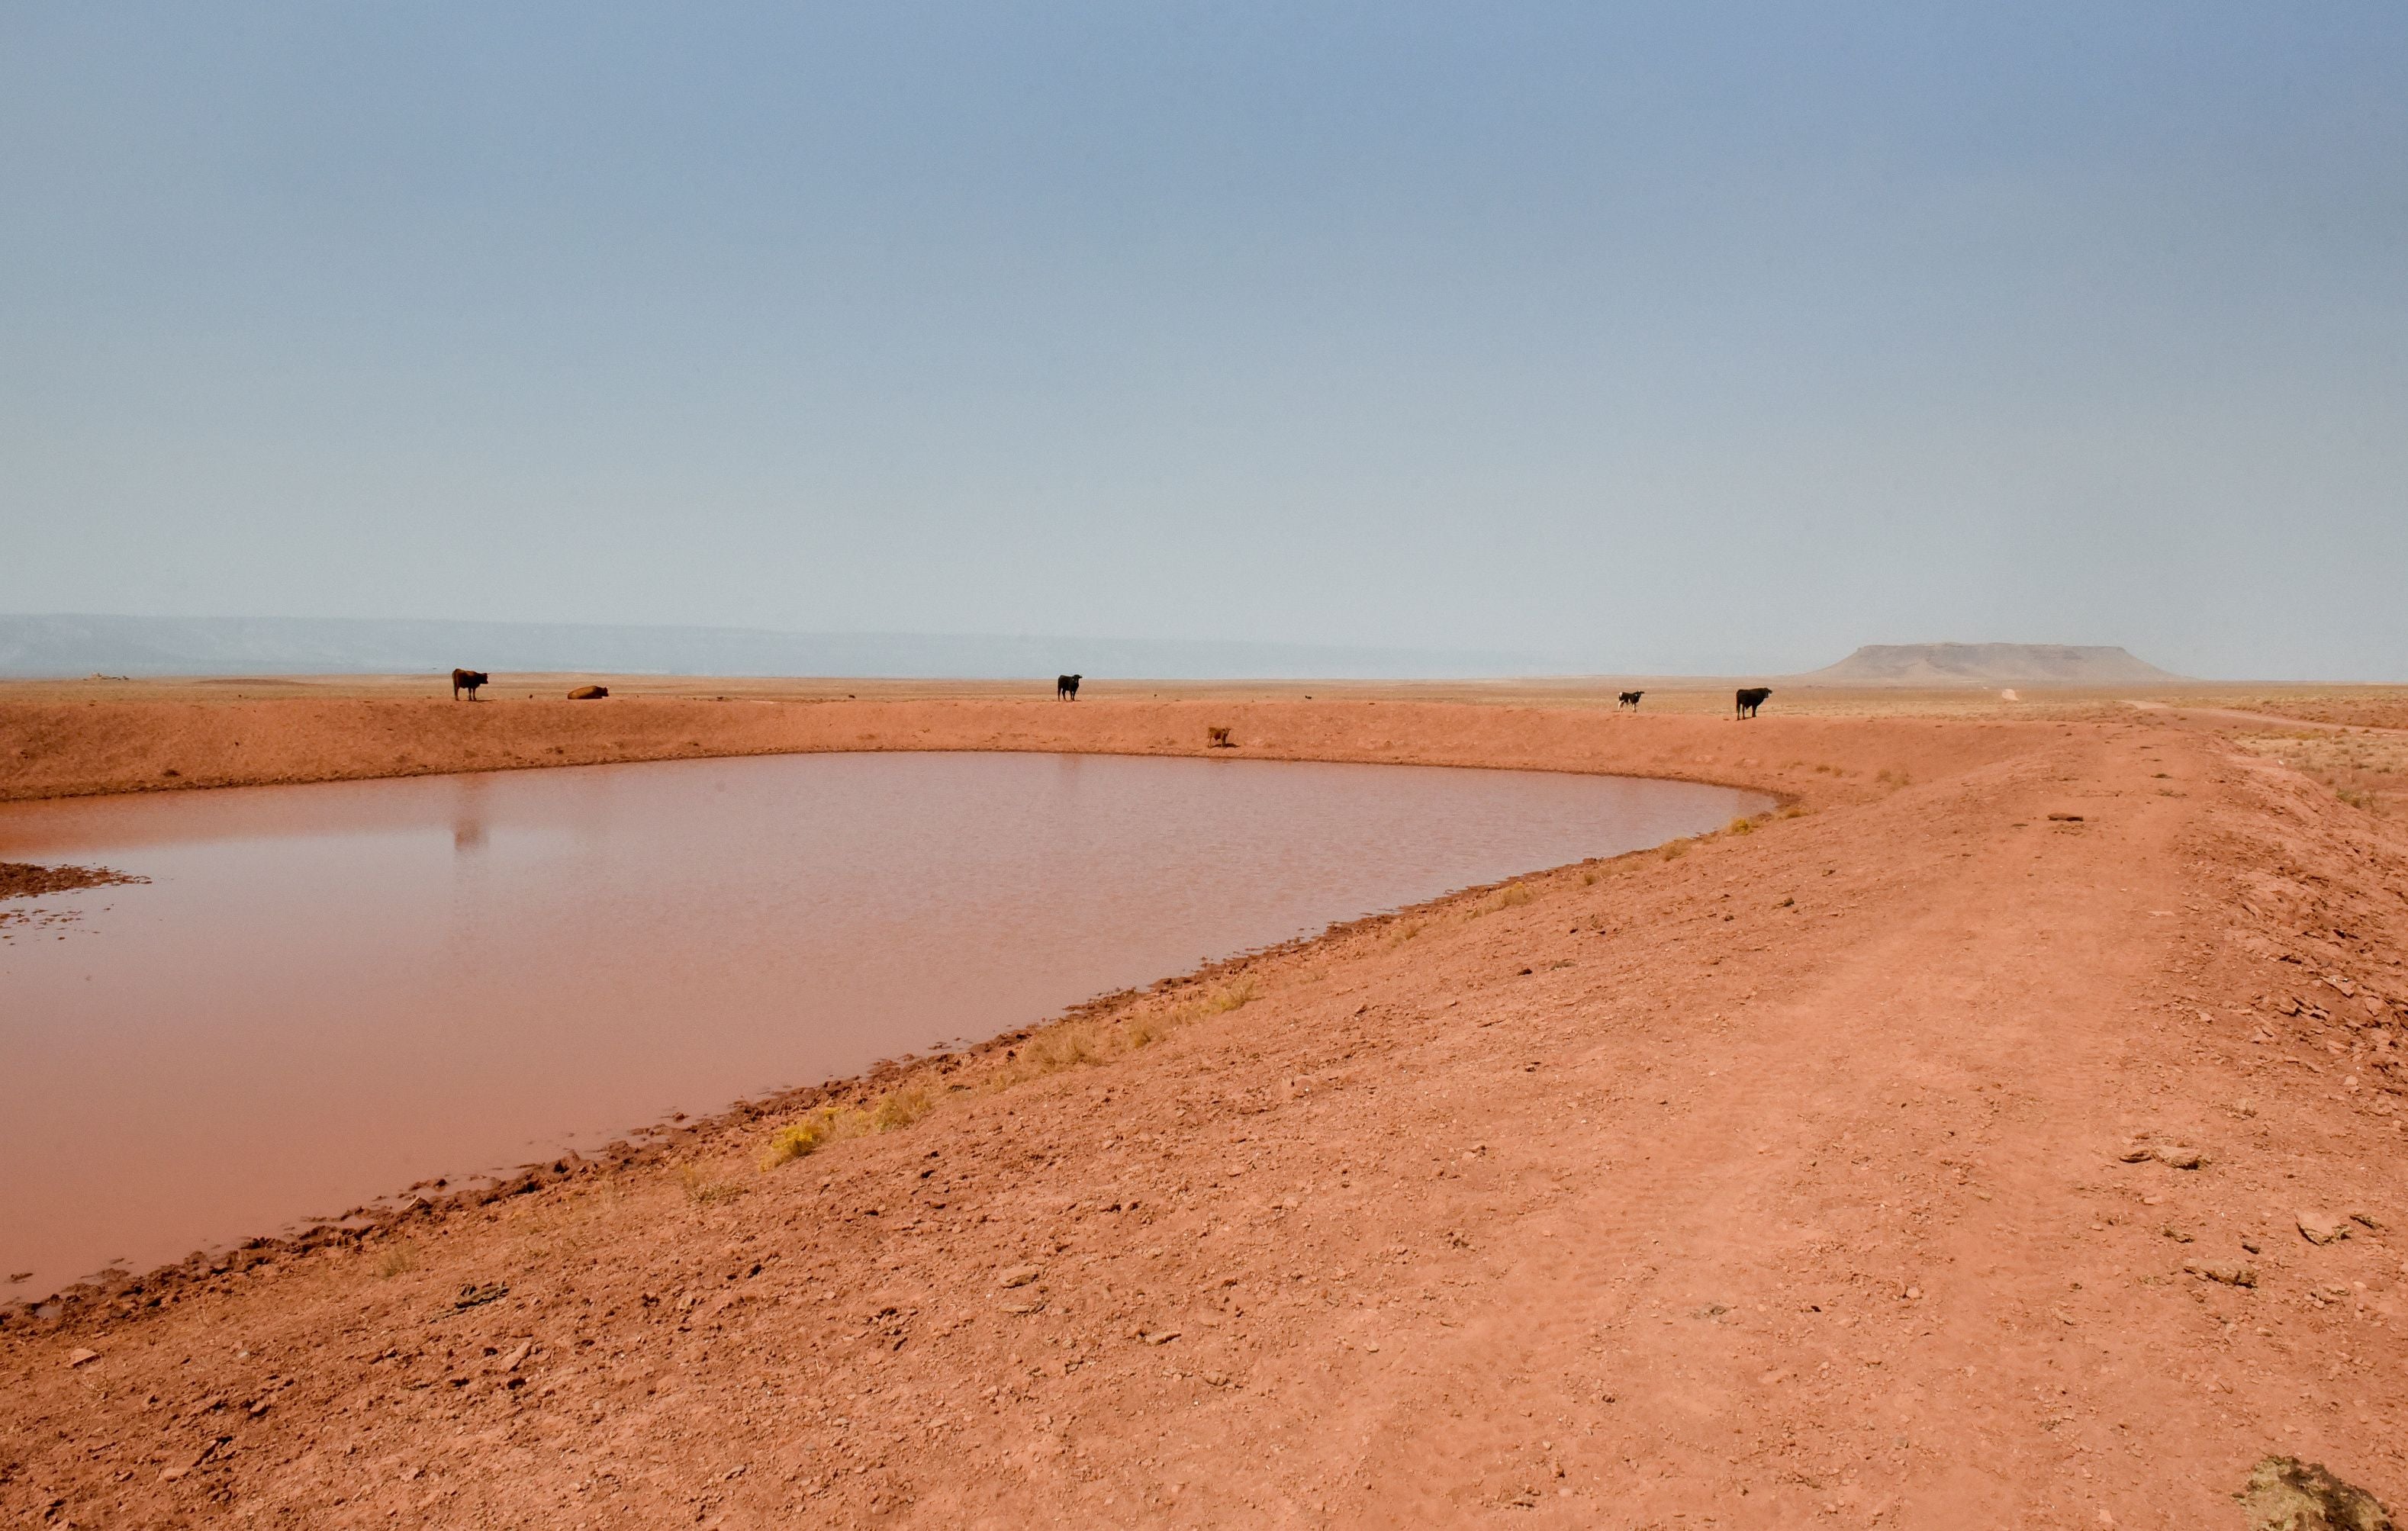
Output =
[
  {"x1": 2163, "y1": 1226, "x2": 2194, "y2": 1244},
  {"x1": 2117, "y1": 1143, "x2": 2155, "y2": 1163},
  {"x1": 998, "y1": 1265, "x2": 1041, "y2": 1288},
  {"x1": 2152, "y1": 1146, "x2": 2204, "y2": 1169},
  {"x1": 2350, "y1": 1211, "x2": 2385, "y2": 1232},
  {"x1": 2184, "y1": 1261, "x2": 2258, "y2": 1288},
  {"x1": 65, "y1": 1348, "x2": 98, "y2": 1367},
  {"x1": 2299, "y1": 1211, "x2": 2353, "y2": 1246}
]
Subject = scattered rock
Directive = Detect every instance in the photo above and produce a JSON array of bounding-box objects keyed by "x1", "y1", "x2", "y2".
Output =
[
  {"x1": 2118, "y1": 1143, "x2": 2155, "y2": 1163},
  {"x1": 65, "y1": 1347, "x2": 98, "y2": 1367},
  {"x1": 451, "y1": 1282, "x2": 509, "y2": 1311},
  {"x1": 2350, "y1": 1211, "x2": 2385, "y2": 1233},
  {"x1": 2162, "y1": 1226, "x2": 2194, "y2": 1244},
  {"x1": 2152, "y1": 1145, "x2": 2204, "y2": 1169},
  {"x1": 2047, "y1": 812, "x2": 2084, "y2": 822},
  {"x1": 998, "y1": 1265, "x2": 1041, "y2": 1288},
  {"x1": 2239, "y1": 1454, "x2": 2394, "y2": 1531},
  {"x1": 2299, "y1": 1211, "x2": 2353, "y2": 1246},
  {"x1": 2184, "y1": 1261, "x2": 2258, "y2": 1288}
]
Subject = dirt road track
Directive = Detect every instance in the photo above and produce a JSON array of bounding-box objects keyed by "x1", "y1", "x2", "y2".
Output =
[{"x1": 3, "y1": 703, "x2": 2404, "y2": 1526}]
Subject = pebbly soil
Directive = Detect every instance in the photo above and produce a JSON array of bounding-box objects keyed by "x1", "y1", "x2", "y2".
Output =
[{"x1": 2, "y1": 693, "x2": 2405, "y2": 1526}]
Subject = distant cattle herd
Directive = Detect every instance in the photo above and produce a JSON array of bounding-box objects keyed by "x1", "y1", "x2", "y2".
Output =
[{"x1": 443, "y1": 667, "x2": 1776, "y2": 719}]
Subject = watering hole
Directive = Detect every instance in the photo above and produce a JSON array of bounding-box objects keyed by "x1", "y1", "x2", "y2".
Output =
[{"x1": 0, "y1": 751, "x2": 1767, "y2": 1294}]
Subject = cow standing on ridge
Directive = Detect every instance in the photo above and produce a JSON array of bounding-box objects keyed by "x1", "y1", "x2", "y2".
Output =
[
  {"x1": 451, "y1": 668, "x2": 490, "y2": 701},
  {"x1": 1057, "y1": 674, "x2": 1082, "y2": 701},
  {"x1": 1734, "y1": 686, "x2": 1771, "y2": 719},
  {"x1": 1618, "y1": 690, "x2": 1644, "y2": 709}
]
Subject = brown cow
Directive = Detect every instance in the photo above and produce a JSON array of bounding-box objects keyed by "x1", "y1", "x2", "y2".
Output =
[
  {"x1": 450, "y1": 668, "x2": 489, "y2": 701},
  {"x1": 1735, "y1": 686, "x2": 1772, "y2": 719},
  {"x1": 567, "y1": 685, "x2": 608, "y2": 700}
]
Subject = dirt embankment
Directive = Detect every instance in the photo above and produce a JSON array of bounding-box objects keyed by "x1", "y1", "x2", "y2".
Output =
[
  {"x1": 4, "y1": 699, "x2": 2405, "y2": 1526},
  {"x1": 0, "y1": 692, "x2": 2034, "y2": 806}
]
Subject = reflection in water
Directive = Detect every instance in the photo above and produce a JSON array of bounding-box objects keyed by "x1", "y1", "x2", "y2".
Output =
[
  {"x1": 451, "y1": 773, "x2": 491, "y2": 852},
  {"x1": 0, "y1": 751, "x2": 1766, "y2": 1295}
]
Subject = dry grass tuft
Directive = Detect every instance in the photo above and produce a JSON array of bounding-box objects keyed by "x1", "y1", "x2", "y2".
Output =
[
  {"x1": 1661, "y1": 840, "x2": 1688, "y2": 860},
  {"x1": 765, "y1": 977, "x2": 1260, "y2": 1166},
  {"x1": 372, "y1": 1242, "x2": 419, "y2": 1279},
  {"x1": 680, "y1": 1163, "x2": 748, "y2": 1205},
  {"x1": 1469, "y1": 884, "x2": 1535, "y2": 918},
  {"x1": 1197, "y1": 977, "x2": 1258, "y2": 1015},
  {"x1": 760, "y1": 1105, "x2": 873, "y2": 1168},
  {"x1": 870, "y1": 1085, "x2": 933, "y2": 1131},
  {"x1": 1725, "y1": 816, "x2": 1755, "y2": 835},
  {"x1": 1386, "y1": 918, "x2": 1424, "y2": 947}
]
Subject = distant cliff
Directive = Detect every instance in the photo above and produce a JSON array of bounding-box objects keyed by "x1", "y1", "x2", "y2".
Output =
[{"x1": 1795, "y1": 643, "x2": 2184, "y2": 686}]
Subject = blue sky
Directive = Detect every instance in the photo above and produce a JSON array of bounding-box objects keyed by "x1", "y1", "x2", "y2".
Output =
[{"x1": 4, "y1": 4, "x2": 2403, "y2": 677}]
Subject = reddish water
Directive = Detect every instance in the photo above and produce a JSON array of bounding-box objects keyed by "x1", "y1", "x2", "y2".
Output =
[{"x1": 0, "y1": 752, "x2": 1763, "y2": 1295}]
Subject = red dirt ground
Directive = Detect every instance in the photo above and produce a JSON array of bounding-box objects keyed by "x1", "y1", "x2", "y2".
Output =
[{"x1": 2, "y1": 696, "x2": 2404, "y2": 1526}]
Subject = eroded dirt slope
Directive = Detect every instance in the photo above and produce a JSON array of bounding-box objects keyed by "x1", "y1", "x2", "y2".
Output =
[{"x1": 3, "y1": 709, "x2": 2404, "y2": 1527}]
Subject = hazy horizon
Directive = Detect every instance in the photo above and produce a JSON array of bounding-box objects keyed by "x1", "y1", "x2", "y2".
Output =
[{"x1": 5, "y1": 6, "x2": 2404, "y2": 680}]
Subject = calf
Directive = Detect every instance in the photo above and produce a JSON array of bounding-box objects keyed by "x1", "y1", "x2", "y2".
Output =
[
  {"x1": 1618, "y1": 690, "x2": 1644, "y2": 709},
  {"x1": 450, "y1": 667, "x2": 489, "y2": 701},
  {"x1": 1058, "y1": 674, "x2": 1082, "y2": 701},
  {"x1": 1734, "y1": 686, "x2": 1771, "y2": 719}
]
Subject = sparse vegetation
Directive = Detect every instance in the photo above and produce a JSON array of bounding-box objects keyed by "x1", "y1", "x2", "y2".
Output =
[
  {"x1": 1386, "y1": 918, "x2": 1424, "y2": 947},
  {"x1": 870, "y1": 1085, "x2": 932, "y2": 1131},
  {"x1": 680, "y1": 1163, "x2": 748, "y2": 1205},
  {"x1": 372, "y1": 1241, "x2": 419, "y2": 1279},
  {"x1": 1468, "y1": 885, "x2": 1534, "y2": 919},
  {"x1": 759, "y1": 1103, "x2": 872, "y2": 1168},
  {"x1": 760, "y1": 978, "x2": 1261, "y2": 1169},
  {"x1": 1725, "y1": 816, "x2": 1754, "y2": 835},
  {"x1": 1661, "y1": 840, "x2": 1688, "y2": 860}
]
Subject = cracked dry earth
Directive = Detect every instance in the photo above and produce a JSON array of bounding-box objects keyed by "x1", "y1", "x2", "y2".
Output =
[{"x1": 5, "y1": 712, "x2": 2406, "y2": 1527}]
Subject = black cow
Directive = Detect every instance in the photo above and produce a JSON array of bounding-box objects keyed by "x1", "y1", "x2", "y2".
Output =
[
  {"x1": 1618, "y1": 690, "x2": 1644, "y2": 709},
  {"x1": 451, "y1": 667, "x2": 490, "y2": 701},
  {"x1": 1734, "y1": 686, "x2": 1772, "y2": 719},
  {"x1": 1057, "y1": 673, "x2": 1082, "y2": 701}
]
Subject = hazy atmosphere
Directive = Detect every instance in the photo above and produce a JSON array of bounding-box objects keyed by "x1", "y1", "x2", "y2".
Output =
[{"x1": 5, "y1": 4, "x2": 2403, "y2": 679}]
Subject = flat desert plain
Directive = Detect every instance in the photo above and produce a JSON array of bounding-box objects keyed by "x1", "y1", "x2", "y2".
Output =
[{"x1": 5, "y1": 680, "x2": 2408, "y2": 1527}]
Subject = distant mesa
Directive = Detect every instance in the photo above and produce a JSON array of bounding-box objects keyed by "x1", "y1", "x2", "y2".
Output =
[{"x1": 1796, "y1": 644, "x2": 2184, "y2": 687}]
